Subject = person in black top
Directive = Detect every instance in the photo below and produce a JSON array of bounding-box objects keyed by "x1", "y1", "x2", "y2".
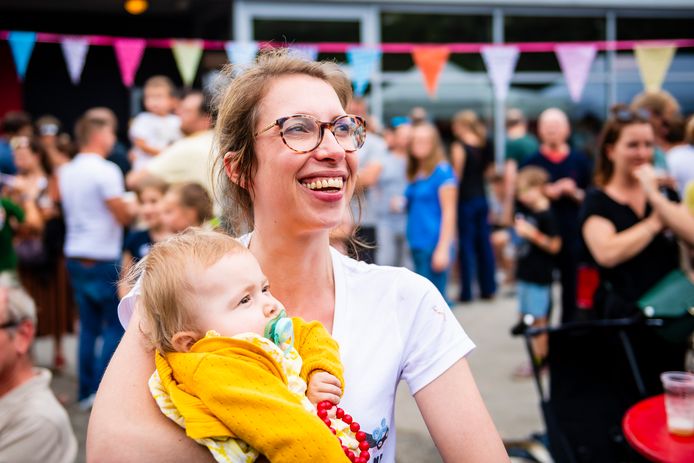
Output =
[
  {"x1": 522, "y1": 108, "x2": 592, "y2": 322},
  {"x1": 512, "y1": 166, "x2": 561, "y2": 372},
  {"x1": 580, "y1": 105, "x2": 694, "y2": 392},
  {"x1": 451, "y1": 110, "x2": 496, "y2": 302}
]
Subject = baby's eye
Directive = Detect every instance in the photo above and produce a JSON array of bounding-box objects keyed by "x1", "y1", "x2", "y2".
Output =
[
  {"x1": 262, "y1": 285, "x2": 270, "y2": 293},
  {"x1": 239, "y1": 295, "x2": 251, "y2": 305}
]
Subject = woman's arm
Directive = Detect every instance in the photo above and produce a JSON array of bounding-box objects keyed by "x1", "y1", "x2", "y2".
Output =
[
  {"x1": 582, "y1": 214, "x2": 661, "y2": 268},
  {"x1": 415, "y1": 358, "x2": 509, "y2": 463},
  {"x1": 86, "y1": 307, "x2": 214, "y2": 463},
  {"x1": 431, "y1": 184, "x2": 457, "y2": 272},
  {"x1": 450, "y1": 142, "x2": 466, "y2": 180}
]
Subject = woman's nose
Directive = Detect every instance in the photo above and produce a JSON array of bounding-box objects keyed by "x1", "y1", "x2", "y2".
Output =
[{"x1": 314, "y1": 129, "x2": 346, "y2": 162}]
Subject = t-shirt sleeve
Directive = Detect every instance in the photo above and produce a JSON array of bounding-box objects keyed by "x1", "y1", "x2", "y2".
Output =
[
  {"x1": 435, "y1": 163, "x2": 457, "y2": 188},
  {"x1": 118, "y1": 275, "x2": 141, "y2": 328},
  {"x1": 99, "y1": 163, "x2": 126, "y2": 200},
  {"x1": 578, "y1": 188, "x2": 612, "y2": 227},
  {"x1": 397, "y1": 271, "x2": 475, "y2": 394},
  {"x1": 129, "y1": 114, "x2": 150, "y2": 141},
  {"x1": 145, "y1": 145, "x2": 182, "y2": 180}
]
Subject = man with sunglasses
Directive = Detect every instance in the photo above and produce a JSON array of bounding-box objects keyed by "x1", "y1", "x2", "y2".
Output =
[{"x1": 0, "y1": 280, "x2": 77, "y2": 463}]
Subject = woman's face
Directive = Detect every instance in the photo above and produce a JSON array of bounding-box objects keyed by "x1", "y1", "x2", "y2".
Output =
[
  {"x1": 160, "y1": 191, "x2": 197, "y2": 233},
  {"x1": 138, "y1": 187, "x2": 164, "y2": 229},
  {"x1": 409, "y1": 125, "x2": 435, "y2": 160},
  {"x1": 13, "y1": 146, "x2": 39, "y2": 174},
  {"x1": 608, "y1": 123, "x2": 654, "y2": 179},
  {"x1": 249, "y1": 74, "x2": 358, "y2": 234}
]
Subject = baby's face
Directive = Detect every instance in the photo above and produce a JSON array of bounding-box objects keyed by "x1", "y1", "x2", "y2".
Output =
[{"x1": 190, "y1": 251, "x2": 285, "y2": 338}]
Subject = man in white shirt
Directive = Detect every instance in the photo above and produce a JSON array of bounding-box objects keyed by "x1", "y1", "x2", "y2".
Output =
[
  {"x1": 58, "y1": 109, "x2": 133, "y2": 407},
  {"x1": 126, "y1": 90, "x2": 215, "y2": 200},
  {"x1": 0, "y1": 279, "x2": 77, "y2": 463}
]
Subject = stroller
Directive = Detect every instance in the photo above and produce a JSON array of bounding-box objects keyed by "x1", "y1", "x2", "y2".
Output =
[{"x1": 521, "y1": 317, "x2": 666, "y2": 463}]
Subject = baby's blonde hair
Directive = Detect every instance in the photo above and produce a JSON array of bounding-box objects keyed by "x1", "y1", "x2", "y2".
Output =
[{"x1": 127, "y1": 228, "x2": 247, "y2": 353}]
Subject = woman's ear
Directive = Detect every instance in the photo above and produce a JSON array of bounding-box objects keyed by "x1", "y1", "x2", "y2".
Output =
[
  {"x1": 171, "y1": 331, "x2": 199, "y2": 352},
  {"x1": 605, "y1": 144, "x2": 615, "y2": 161},
  {"x1": 223, "y1": 151, "x2": 241, "y2": 185}
]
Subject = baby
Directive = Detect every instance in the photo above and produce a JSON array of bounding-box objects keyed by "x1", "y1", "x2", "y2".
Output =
[{"x1": 131, "y1": 228, "x2": 354, "y2": 462}]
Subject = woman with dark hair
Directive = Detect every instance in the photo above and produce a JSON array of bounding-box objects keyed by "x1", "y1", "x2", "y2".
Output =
[{"x1": 580, "y1": 105, "x2": 694, "y2": 391}]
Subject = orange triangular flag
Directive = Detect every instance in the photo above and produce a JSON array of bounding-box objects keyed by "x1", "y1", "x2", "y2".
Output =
[{"x1": 412, "y1": 47, "x2": 450, "y2": 99}]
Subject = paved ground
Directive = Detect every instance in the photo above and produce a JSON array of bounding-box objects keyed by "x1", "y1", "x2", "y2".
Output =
[{"x1": 35, "y1": 286, "x2": 548, "y2": 463}]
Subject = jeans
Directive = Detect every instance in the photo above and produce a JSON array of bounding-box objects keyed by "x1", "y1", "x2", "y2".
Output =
[
  {"x1": 457, "y1": 196, "x2": 497, "y2": 301},
  {"x1": 66, "y1": 258, "x2": 124, "y2": 400},
  {"x1": 411, "y1": 248, "x2": 449, "y2": 302}
]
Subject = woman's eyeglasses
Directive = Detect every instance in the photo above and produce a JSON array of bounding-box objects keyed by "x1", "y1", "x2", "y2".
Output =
[
  {"x1": 612, "y1": 108, "x2": 651, "y2": 123},
  {"x1": 255, "y1": 114, "x2": 367, "y2": 154}
]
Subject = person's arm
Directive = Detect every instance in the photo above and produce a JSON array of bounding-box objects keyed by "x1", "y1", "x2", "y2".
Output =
[
  {"x1": 133, "y1": 137, "x2": 163, "y2": 156},
  {"x1": 450, "y1": 142, "x2": 466, "y2": 180},
  {"x1": 501, "y1": 159, "x2": 518, "y2": 226},
  {"x1": 292, "y1": 317, "x2": 344, "y2": 391},
  {"x1": 431, "y1": 183, "x2": 457, "y2": 272},
  {"x1": 415, "y1": 358, "x2": 509, "y2": 463},
  {"x1": 87, "y1": 308, "x2": 215, "y2": 462},
  {"x1": 582, "y1": 214, "x2": 662, "y2": 268},
  {"x1": 515, "y1": 217, "x2": 561, "y2": 255},
  {"x1": 636, "y1": 164, "x2": 694, "y2": 246},
  {"x1": 105, "y1": 196, "x2": 134, "y2": 226},
  {"x1": 125, "y1": 168, "x2": 150, "y2": 191},
  {"x1": 357, "y1": 161, "x2": 383, "y2": 188}
]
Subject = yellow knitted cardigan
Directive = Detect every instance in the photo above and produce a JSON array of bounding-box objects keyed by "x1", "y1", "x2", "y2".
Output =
[{"x1": 154, "y1": 317, "x2": 349, "y2": 463}]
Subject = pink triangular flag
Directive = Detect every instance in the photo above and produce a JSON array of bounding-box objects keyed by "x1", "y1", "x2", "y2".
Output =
[
  {"x1": 555, "y1": 44, "x2": 597, "y2": 103},
  {"x1": 114, "y1": 39, "x2": 146, "y2": 87}
]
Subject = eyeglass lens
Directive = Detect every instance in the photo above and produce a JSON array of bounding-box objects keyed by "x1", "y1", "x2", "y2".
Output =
[{"x1": 280, "y1": 116, "x2": 365, "y2": 153}]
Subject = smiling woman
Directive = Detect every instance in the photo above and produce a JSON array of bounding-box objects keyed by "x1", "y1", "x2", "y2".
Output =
[{"x1": 86, "y1": 49, "x2": 508, "y2": 463}]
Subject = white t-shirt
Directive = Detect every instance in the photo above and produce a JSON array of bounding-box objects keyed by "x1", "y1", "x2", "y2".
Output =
[
  {"x1": 118, "y1": 237, "x2": 474, "y2": 463},
  {"x1": 59, "y1": 153, "x2": 125, "y2": 260},
  {"x1": 666, "y1": 144, "x2": 694, "y2": 197},
  {"x1": 129, "y1": 112, "x2": 182, "y2": 172}
]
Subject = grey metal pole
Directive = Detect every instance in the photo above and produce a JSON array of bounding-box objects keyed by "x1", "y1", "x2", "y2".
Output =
[
  {"x1": 492, "y1": 7, "x2": 505, "y2": 173},
  {"x1": 606, "y1": 10, "x2": 618, "y2": 117},
  {"x1": 364, "y1": 5, "x2": 384, "y2": 126}
]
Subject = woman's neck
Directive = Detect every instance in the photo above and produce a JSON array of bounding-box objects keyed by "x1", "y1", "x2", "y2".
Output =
[{"x1": 249, "y1": 225, "x2": 335, "y2": 322}]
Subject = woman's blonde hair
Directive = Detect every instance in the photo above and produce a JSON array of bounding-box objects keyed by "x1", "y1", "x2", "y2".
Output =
[
  {"x1": 212, "y1": 48, "x2": 353, "y2": 235},
  {"x1": 406, "y1": 123, "x2": 447, "y2": 181},
  {"x1": 126, "y1": 228, "x2": 247, "y2": 353},
  {"x1": 452, "y1": 110, "x2": 487, "y2": 146}
]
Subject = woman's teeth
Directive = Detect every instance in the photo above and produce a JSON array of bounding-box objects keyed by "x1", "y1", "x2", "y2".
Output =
[{"x1": 302, "y1": 177, "x2": 344, "y2": 191}]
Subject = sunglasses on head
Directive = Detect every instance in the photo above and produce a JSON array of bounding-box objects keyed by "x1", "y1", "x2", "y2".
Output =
[{"x1": 612, "y1": 108, "x2": 651, "y2": 123}]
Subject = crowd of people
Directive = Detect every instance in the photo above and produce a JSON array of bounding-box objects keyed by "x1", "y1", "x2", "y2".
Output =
[{"x1": 1, "y1": 48, "x2": 693, "y2": 461}]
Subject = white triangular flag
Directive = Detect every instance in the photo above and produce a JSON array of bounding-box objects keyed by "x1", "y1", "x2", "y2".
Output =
[
  {"x1": 61, "y1": 36, "x2": 90, "y2": 85},
  {"x1": 481, "y1": 45, "x2": 520, "y2": 101}
]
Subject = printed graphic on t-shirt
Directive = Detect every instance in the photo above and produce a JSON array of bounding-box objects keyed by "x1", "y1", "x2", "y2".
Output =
[{"x1": 364, "y1": 417, "x2": 390, "y2": 462}]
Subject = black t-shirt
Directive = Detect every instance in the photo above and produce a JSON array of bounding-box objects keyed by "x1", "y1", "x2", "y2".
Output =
[
  {"x1": 123, "y1": 229, "x2": 153, "y2": 263},
  {"x1": 516, "y1": 208, "x2": 560, "y2": 284},
  {"x1": 457, "y1": 141, "x2": 493, "y2": 201},
  {"x1": 522, "y1": 150, "x2": 593, "y2": 248},
  {"x1": 578, "y1": 188, "x2": 680, "y2": 304}
]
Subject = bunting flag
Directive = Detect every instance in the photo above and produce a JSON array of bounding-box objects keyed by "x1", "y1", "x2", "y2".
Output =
[
  {"x1": 114, "y1": 38, "x2": 146, "y2": 87},
  {"x1": 288, "y1": 44, "x2": 319, "y2": 62},
  {"x1": 346, "y1": 47, "x2": 381, "y2": 97},
  {"x1": 634, "y1": 44, "x2": 676, "y2": 92},
  {"x1": 224, "y1": 41, "x2": 259, "y2": 68},
  {"x1": 61, "y1": 36, "x2": 90, "y2": 85},
  {"x1": 481, "y1": 45, "x2": 519, "y2": 101},
  {"x1": 555, "y1": 44, "x2": 597, "y2": 102},
  {"x1": 412, "y1": 46, "x2": 450, "y2": 99},
  {"x1": 8, "y1": 31, "x2": 37, "y2": 80},
  {"x1": 172, "y1": 39, "x2": 203, "y2": 86}
]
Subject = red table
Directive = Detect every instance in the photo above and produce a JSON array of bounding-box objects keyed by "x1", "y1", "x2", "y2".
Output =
[{"x1": 623, "y1": 395, "x2": 694, "y2": 463}]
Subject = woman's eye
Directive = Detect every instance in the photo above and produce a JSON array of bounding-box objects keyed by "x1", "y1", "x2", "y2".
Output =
[{"x1": 285, "y1": 122, "x2": 312, "y2": 134}]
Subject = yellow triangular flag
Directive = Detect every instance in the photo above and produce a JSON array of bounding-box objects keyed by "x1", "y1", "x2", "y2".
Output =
[
  {"x1": 634, "y1": 44, "x2": 676, "y2": 92},
  {"x1": 171, "y1": 40, "x2": 203, "y2": 87}
]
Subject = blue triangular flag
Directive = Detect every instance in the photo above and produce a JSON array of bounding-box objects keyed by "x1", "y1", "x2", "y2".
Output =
[
  {"x1": 224, "y1": 41, "x2": 259, "y2": 68},
  {"x1": 288, "y1": 45, "x2": 319, "y2": 62},
  {"x1": 8, "y1": 31, "x2": 37, "y2": 80},
  {"x1": 347, "y1": 47, "x2": 381, "y2": 97}
]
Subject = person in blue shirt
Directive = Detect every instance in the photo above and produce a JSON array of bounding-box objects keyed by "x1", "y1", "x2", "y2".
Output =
[
  {"x1": 405, "y1": 123, "x2": 457, "y2": 301},
  {"x1": 0, "y1": 112, "x2": 33, "y2": 175}
]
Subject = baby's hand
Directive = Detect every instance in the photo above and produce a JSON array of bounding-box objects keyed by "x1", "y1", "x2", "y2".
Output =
[{"x1": 307, "y1": 371, "x2": 342, "y2": 406}]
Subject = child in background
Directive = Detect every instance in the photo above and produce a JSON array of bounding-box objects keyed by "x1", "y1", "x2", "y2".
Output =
[
  {"x1": 511, "y1": 166, "x2": 562, "y2": 376},
  {"x1": 129, "y1": 76, "x2": 182, "y2": 172},
  {"x1": 160, "y1": 182, "x2": 214, "y2": 233},
  {"x1": 404, "y1": 123, "x2": 457, "y2": 301},
  {"x1": 131, "y1": 229, "x2": 353, "y2": 463},
  {"x1": 118, "y1": 177, "x2": 170, "y2": 299}
]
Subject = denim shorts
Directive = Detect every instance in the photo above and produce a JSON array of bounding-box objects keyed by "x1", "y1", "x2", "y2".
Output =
[{"x1": 517, "y1": 280, "x2": 551, "y2": 318}]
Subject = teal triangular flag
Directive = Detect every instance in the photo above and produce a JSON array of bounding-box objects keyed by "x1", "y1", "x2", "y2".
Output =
[{"x1": 8, "y1": 31, "x2": 37, "y2": 80}]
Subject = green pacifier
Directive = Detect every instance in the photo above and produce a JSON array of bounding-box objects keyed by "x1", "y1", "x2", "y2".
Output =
[{"x1": 264, "y1": 309, "x2": 294, "y2": 354}]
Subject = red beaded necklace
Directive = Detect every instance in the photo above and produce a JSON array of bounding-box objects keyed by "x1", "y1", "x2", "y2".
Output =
[{"x1": 317, "y1": 400, "x2": 371, "y2": 463}]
